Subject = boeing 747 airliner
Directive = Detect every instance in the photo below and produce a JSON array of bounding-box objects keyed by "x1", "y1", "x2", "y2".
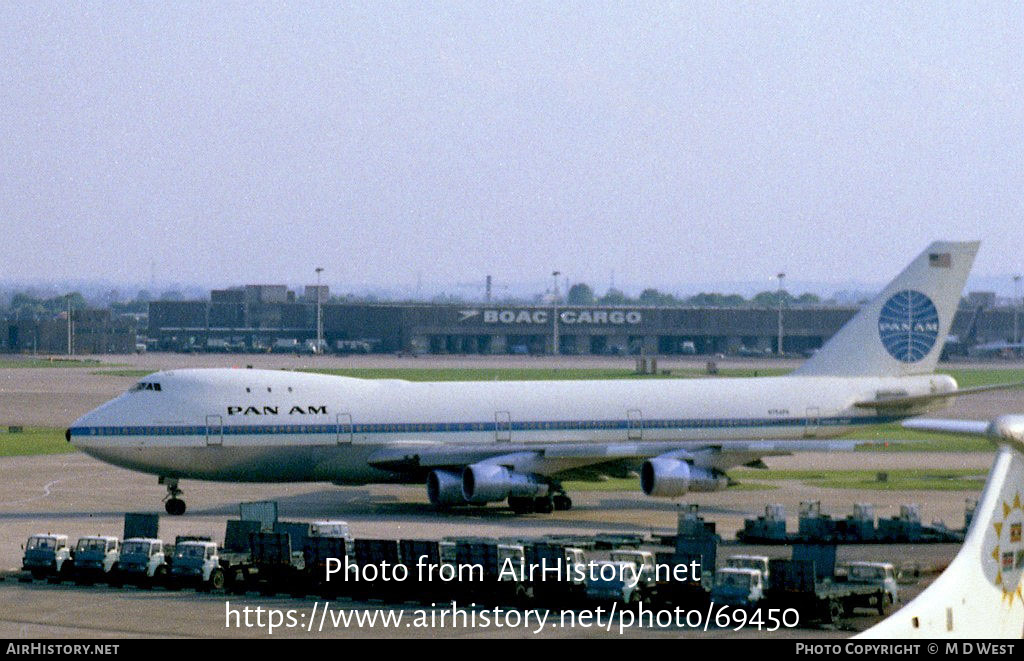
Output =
[{"x1": 70, "y1": 241, "x2": 1006, "y2": 515}]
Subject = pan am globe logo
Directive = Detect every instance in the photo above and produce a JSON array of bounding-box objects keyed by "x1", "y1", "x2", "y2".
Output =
[{"x1": 878, "y1": 290, "x2": 940, "y2": 362}]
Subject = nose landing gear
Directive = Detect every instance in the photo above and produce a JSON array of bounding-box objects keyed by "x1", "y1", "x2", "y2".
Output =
[{"x1": 160, "y1": 477, "x2": 186, "y2": 516}]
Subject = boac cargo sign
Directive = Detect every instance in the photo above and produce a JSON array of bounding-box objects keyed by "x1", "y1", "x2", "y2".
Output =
[{"x1": 459, "y1": 309, "x2": 642, "y2": 325}]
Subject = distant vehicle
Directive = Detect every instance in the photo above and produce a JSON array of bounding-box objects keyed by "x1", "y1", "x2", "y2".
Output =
[
  {"x1": 21, "y1": 534, "x2": 71, "y2": 580},
  {"x1": 271, "y1": 338, "x2": 299, "y2": 353},
  {"x1": 206, "y1": 338, "x2": 231, "y2": 352},
  {"x1": 113, "y1": 538, "x2": 167, "y2": 587},
  {"x1": 678, "y1": 341, "x2": 696, "y2": 355},
  {"x1": 168, "y1": 540, "x2": 224, "y2": 591},
  {"x1": 842, "y1": 561, "x2": 899, "y2": 608},
  {"x1": 725, "y1": 554, "x2": 770, "y2": 582},
  {"x1": 711, "y1": 566, "x2": 765, "y2": 609},
  {"x1": 585, "y1": 560, "x2": 649, "y2": 608},
  {"x1": 72, "y1": 535, "x2": 120, "y2": 584},
  {"x1": 336, "y1": 339, "x2": 380, "y2": 354},
  {"x1": 737, "y1": 345, "x2": 772, "y2": 357}
]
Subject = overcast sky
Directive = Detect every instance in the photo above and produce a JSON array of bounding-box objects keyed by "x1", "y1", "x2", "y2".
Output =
[{"x1": 1, "y1": 2, "x2": 1022, "y2": 295}]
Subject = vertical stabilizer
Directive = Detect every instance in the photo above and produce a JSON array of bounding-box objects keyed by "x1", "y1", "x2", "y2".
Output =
[
  {"x1": 795, "y1": 241, "x2": 979, "y2": 377},
  {"x1": 858, "y1": 419, "x2": 1024, "y2": 638}
]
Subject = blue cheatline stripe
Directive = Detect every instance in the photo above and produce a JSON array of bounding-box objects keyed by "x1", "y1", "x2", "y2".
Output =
[{"x1": 67, "y1": 414, "x2": 901, "y2": 438}]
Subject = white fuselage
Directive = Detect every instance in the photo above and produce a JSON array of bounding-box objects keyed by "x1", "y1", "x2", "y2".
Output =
[{"x1": 69, "y1": 368, "x2": 955, "y2": 484}]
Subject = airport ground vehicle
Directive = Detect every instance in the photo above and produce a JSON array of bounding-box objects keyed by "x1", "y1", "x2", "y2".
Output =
[
  {"x1": 454, "y1": 540, "x2": 530, "y2": 605},
  {"x1": 725, "y1": 554, "x2": 770, "y2": 581},
  {"x1": 585, "y1": 560, "x2": 649, "y2": 608},
  {"x1": 21, "y1": 534, "x2": 72, "y2": 581},
  {"x1": 609, "y1": 549, "x2": 658, "y2": 590},
  {"x1": 168, "y1": 540, "x2": 225, "y2": 591},
  {"x1": 711, "y1": 567, "x2": 765, "y2": 609},
  {"x1": 765, "y1": 556, "x2": 893, "y2": 623},
  {"x1": 709, "y1": 554, "x2": 771, "y2": 609},
  {"x1": 71, "y1": 536, "x2": 120, "y2": 584},
  {"x1": 650, "y1": 551, "x2": 708, "y2": 608},
  {"x1": 112, "y1": 538, "x2": 167, "y2": 587},
  {"x1": 841, "y1": 561, "x2": 899, "y2": 611},
  {"x1": 523, "y1": 543, "x2": 587, "y2": 605},
  {"x1": 241, "y1": 531, "x2": 308, "y2": 596}
]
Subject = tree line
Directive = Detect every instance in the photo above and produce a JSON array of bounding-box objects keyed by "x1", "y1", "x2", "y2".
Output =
[{"x1": 565, "y1": 283, "x2": 824, "y2": 307}]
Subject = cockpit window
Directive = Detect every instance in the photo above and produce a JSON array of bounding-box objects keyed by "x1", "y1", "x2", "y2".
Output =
[{"x1": 134, "y1": 382, "x2": 161, "y2": 392}]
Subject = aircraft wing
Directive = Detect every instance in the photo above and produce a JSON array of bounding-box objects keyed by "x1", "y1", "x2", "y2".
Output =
[{"x1": 366, "y1": 439, "x2": 859, "y2": 479}]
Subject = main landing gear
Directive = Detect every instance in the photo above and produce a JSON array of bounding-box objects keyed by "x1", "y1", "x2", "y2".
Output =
[
  {"x1": 508, "y1": 490, "x2": 573, "y2": 515},
  {"x1": 160, "y1": 476, "x2": 186, "y2": 516}
]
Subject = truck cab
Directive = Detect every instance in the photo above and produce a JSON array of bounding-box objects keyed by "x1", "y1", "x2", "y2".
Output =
[
  {"x1": 116, "y1": 538, "x2": 167, "y2": 586},
  {"x1": 711, "y1": 567, "x2": 765, "y2": 608},
  {"x1": 842, "y1": 561, "x2": 899, "y2": 608},
  {"x1": 562, "y1": 547, "x2": 587, "y2": 584},
  {"x1": 72, "y1": 535, "x2": 119, "y2": 583},
  {"x1": 610, "y1": 550, "x2": 656, "y2": 574},
  {"x1": 585, "y1": 560, "x2": 648, "y2": 607},
  {"x1": 169, "y1": 540, "x2": 225, "y2": 591},
  {"x1": 609, "y1": 550, "x2": 657, "y2": 588},
  {"x1": 725, "y1": 554, "x2": 770, "y2": 583},
  {"x1": 22, "y1": 534, "x2": 71, "y2": 579}
]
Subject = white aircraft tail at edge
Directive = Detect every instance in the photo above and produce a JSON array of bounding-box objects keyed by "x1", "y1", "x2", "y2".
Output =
[{"x1": 859, "y1": 416, "x2": 1024, "y2": 638}]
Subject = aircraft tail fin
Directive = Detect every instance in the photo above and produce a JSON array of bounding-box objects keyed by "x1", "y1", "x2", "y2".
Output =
[
  {"x1": 795, "y1": 241, "x2": 979, "y2": 377},
  {"x1": 858, "y1": 415, "x2": 1024, "y2": 638}
]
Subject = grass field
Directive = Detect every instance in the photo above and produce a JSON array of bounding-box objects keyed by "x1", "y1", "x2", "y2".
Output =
[
  {"x1": 0, "y1": 357, "x2": 111, "y2": 368},
  {"x1": 0, "y1": 427, "x2": 75, "y2": 456},
  {"x1": 730, "y1": 467, "x2": 986, "y2": 491},
  {"x1": 561, "y1": 477, "x2": 776, "y2": 492},
  {"x1": 89, "y1": 369, "x2": 157, "y2": 377}
]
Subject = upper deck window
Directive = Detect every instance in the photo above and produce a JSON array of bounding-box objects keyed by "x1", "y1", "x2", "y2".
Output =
[{"x1": 134, "y1": 382, "x2": 161, "y2": 392}]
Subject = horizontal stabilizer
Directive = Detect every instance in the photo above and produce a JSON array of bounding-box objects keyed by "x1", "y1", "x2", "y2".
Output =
[
  {"x1": 855, "y1": 381, "x2": 1024, "y2": 409},
  {"x1": 901, "y1": 418, "x2": 992, "y2": 435}
]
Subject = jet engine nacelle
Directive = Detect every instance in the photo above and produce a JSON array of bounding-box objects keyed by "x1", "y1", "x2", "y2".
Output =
[
  {"x1": 462, "y1": 463, "x2": 549, "y2": 503},
  {"x1": 427, "y1": 469, "x2": 466, "y2": 506},
  {"x1": 640, "y1": 457, "x2": 726, "y2": 497}
]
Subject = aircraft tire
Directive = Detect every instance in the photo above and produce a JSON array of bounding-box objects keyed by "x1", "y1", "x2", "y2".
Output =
[{"x1": 533, "y1": 496, "x2": 554, "y2": 514}]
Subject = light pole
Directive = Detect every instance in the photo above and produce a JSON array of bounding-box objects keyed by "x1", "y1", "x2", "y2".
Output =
[
  {"x1": 552, "y1": 270, "x2": 561, "y2": 356},
  {"x1": 315, "y1": 267, "x2": 324, "y2": 355},
  {"x1": 66, "y1": 294, "x2": 73, "y2": 356},
  {"x1": 1014, "y1": 275, "x2": 1021, "y2": 345},
  {"x1": 776, "y1": 272, "x2": 785, "y2": 356}
]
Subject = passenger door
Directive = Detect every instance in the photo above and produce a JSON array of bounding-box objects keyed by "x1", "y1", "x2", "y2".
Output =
[
  {"x1": 336, "y1": 413, "x2": 353, "y2": 444},
  {"x1": 627, "y1": 409, "x2": 643, "y2": 440},
  {"x1": 205, "y1": 415, "x2": 223, "y2": 446},
  {"x1": 495, "y1": 410, "x2": 511, "y2": 442}
]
